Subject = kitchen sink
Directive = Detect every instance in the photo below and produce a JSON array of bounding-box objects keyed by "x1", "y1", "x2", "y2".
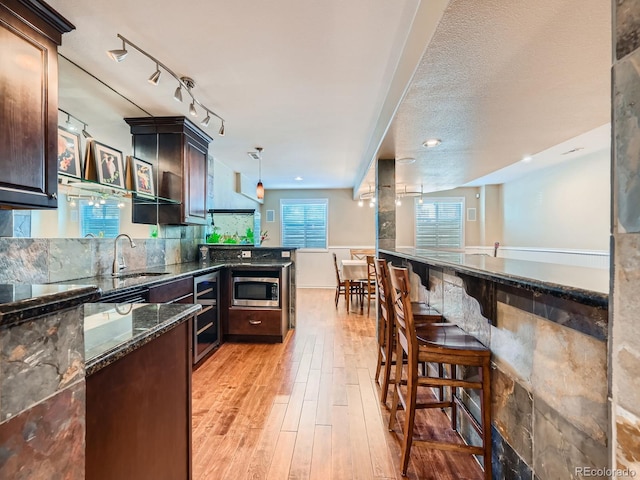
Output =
[{"x1": 113, "y1": 272, "x2": 169, "y2": 279}]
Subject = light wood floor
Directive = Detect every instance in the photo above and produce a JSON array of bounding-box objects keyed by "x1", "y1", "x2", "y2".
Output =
[{"x1": 192, "y1": 288, "x2": 483, "y2": 480}]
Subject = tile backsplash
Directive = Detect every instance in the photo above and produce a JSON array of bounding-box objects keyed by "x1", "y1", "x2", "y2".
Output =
[{"x1": 0, "y1": 236, "x2": 201, "y2": 284}]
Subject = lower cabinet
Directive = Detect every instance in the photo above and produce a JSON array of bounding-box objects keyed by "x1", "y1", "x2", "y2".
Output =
[{"x1": 86, "y1": 320, "x2": 192, "y2": 480}]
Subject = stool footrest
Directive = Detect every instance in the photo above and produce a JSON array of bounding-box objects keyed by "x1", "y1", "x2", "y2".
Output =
[
  {"x1": 417, "y1": 376, "x2": 483, "y2": 389},
  {"x1": 413, "y1": 439, "x2": 484, "y2": 456}
]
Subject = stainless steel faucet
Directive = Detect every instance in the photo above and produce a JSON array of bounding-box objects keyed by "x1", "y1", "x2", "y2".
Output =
[{"x1": 112, "y1": 234, "x2": 136, "y2": 276}]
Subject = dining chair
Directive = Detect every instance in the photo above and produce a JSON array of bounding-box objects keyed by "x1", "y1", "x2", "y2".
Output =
[
  {"x1": 332, "y1": 252, "x2": 360, "y2": 309},
  {"x1": 349, "y1": 248, "x2": 374, "y2": 260},
  {"x1": 387, "y1": 264, "x2": 492, "y2": 478}
]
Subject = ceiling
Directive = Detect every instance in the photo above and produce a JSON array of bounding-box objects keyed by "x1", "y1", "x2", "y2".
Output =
[{"x1": 46, "y1": 0, "x2": 611, "y2": 198}]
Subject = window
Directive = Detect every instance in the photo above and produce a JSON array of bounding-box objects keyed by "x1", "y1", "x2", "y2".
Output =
[
  {"x1": 80, "y1": 200, "x2": 121, "y2": 238},
  {"x1": 415, "y1": 198, "x2": 464, "y2": 248},
  {"x1": 280, "y1": 198, "x2": 328, "y2": 249}
]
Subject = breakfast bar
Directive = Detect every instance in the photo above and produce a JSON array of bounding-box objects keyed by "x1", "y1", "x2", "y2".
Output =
[{"x1": 379, "y1": 247, "x2": 609, "y2": 479}]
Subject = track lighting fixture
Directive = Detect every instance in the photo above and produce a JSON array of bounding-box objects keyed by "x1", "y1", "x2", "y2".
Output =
[
  {"x1": 148, "y1": 64, "x2": 161, "y2": 85},
  {"x1": 107, "y1": 38, "x2": 128, "y2": 62},
  {"x1": 107, "y1": 34, "x2": 226, "y2": 135},
  {"x1": 59, "y1": 109, "x2": 92, "y2": 137}
]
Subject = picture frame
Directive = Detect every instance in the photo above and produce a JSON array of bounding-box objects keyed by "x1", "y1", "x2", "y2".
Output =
[
  {"x1": 57, "y1": 126, "x2": 82, "y2": 178},
  {"x1": 130, "y1": 157, "x2": 155, "y2": 197},
  {"x1": 94, "y1": 141, "x2": 125, "y2": 189}
]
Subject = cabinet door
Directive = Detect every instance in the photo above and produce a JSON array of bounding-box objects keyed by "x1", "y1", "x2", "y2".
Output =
[
  {"x1": 183, "y1": 139, "x2": 207, "y2": 225},
  {"x1": 0, "y1": 3, "x2": 65, "y2": 209}
]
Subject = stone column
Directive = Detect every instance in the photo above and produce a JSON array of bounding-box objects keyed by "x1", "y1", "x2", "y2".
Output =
[
  {"x1": 611, "y1": 2, "x2": 640, "y2": 475},
  {"x1": 376, "y1": 158, "x2": 396, "y2": 251}
]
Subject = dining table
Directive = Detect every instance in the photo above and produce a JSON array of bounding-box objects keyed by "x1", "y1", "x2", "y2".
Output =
[{"x1": 340, "y1": 259, "x2": 368, "y2": 312}]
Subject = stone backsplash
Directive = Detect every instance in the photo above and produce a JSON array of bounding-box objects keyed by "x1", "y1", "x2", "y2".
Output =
[{"x1": 0, "y1": 232, "x2": 202, "y2": 284}]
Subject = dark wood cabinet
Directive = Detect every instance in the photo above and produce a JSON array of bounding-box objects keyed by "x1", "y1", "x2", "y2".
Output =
[
  {"x1": 86, "y1": 319, "x2": 193, "y2": 480},
  {"x1": 125, "y1": 116, "x2": 212, "y2": 225},
  {"x1": 0, "y1": 0, "x2": 73, "y2": 209}
]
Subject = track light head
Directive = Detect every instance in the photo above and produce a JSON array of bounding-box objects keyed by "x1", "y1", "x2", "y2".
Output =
[
  {"x1": 201, "y1": 113, "x2": 211, "y2": 127},
  {"x1": 148, "y1": 64, "x2": 161, "y2": 85},
  {"x1": 189, "y1": 102, "x2": 197, "y2": 117},
  {"x1": 107, "y1": 39, "x2": 128, "y2": 62},
  {"x1": 173, "y1": 85, "x2": 183, "y2": 102},
  {"x1": 218, "y1": 121, "x2": 225, "y2": 136},
  {"x1": 65, "y1": 114, "x2": 76, "y2": 131},
  {"x1": 81, "y1": 124, "x2": 93, "y2": 138}
]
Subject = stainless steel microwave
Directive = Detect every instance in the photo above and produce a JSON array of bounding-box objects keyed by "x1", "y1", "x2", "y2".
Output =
[{"x1": 232, "y1": 277, "x2": 279, "y2": 307}]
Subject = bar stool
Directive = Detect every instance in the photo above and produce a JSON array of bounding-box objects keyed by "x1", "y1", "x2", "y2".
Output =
[
  {"x1": 373, "y1": 257, "x2": 445, "y2": 406},
  {"x1": 387, "y1": 264, "x2": 492, "y2": 479}
]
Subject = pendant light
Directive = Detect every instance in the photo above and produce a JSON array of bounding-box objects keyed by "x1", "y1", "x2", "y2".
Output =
[{"x1": 256, "y1": 147, "x2": 264, "y2": 200}]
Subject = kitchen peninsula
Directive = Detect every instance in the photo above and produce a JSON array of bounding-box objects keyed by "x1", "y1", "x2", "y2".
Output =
[
  {"x1": 0, "y1": 283, "x2": 200, "y2": 479},
  {"x1": 379, "y1": 247, "x2": 609, "y2": 479}
]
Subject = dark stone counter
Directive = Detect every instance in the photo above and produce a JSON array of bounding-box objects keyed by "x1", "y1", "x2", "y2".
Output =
[
  {"x1": 84, "y1": 302, "x2": 201, "y2": 376},
  {"x1": 0, "y1": 284, "x2": 100, "y2": 327},
  {"x1": 380, "y1": 247, "x2": 608, "y2": 306}
]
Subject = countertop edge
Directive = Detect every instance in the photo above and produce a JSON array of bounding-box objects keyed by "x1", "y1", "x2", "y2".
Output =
[
  {"x1": 379, "y1": 249, "x2": 608, "y2": 307},
  {"x1": 85, "y1": 303, "x2": 201, "y2": 376},
  {"x1": 0, "y1": 286, "x2": 101, "y2": 328}
]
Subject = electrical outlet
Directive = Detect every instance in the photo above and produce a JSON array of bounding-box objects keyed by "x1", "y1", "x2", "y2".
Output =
[
  {"x1": 281, "y1": 251, "x2": 290, "y2": 258},
  {"x1": 241, "y1": 250, "x2": 251, "y2": 258}
]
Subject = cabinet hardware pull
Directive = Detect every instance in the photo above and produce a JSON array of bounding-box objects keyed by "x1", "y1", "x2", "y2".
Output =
[
  {"x1": 50, "y1": 192, "x2": 57, "y2": 199},
  {"x1": 249, "y1": 320, "x2": 262, "y2": 325},
  {"x1": 197, "y1": 322, "x2": 214, "y2": 335}
]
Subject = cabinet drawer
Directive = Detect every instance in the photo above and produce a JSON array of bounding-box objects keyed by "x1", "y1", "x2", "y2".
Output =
[
  {"x1": 228, "y1": 308, "x2": 282, "y2": 336},
  {"x1": 148, "y1": 277, "x2": 193, "y2": 303}
]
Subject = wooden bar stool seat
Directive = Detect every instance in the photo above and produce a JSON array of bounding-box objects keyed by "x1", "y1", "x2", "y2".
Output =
[
  {"x1": 388, "y1": 265, "x2": 492, "y2": 479},
  {"x1": 373, "y1": 258, "x2": 447, "y2": 407}
]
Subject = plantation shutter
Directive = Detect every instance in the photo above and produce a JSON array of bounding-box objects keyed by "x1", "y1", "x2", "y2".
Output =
[
  {"x1": 281, "y1": 199, "x2": 328, "y2": 249},
  {"x1": 415, "y1": 199, "x2": 464, "y2": 248}
]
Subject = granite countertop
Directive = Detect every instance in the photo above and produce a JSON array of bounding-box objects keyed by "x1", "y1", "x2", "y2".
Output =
[
  {"x1": 0, "y1": 284, "x2": 101, "y2": 328},
  {"x1": 53, "y1": 262, "x2": 226, "y2": 297},
  {"x1": 381, "y1": 247, "x2": 609, "y2": 306},
  {"x1": 84, "y1": 302, "x2": 201, "y2": 376}
]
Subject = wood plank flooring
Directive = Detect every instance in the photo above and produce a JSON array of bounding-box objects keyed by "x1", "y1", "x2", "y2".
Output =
[{"x1": 192, "y1": 288, "x2": 483, "y2": 480}]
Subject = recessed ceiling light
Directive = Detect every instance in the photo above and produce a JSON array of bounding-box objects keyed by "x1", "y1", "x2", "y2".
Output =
[
  {"x1": 561, "y1": 147, "x2": 584, "y2": 155},
  {"x1": 522, "y1": 155, "x2": 533, "y2": 163},
  {"x1": 397, "y1": 157, "x2": 415, "y2": 165},
  {"x1": 422, "y1": 138, "x2": 441, "y2": 148},
  {"x1": 294, "y1": 176, "x2": 303, "y2": 181}
]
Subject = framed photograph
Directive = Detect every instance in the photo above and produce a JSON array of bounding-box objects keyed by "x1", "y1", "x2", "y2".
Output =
[
  {"x1": 131, "y1": 157, "x2": 155, "y2": 197},
  {"x1": 57, "y1": 126, "x2": 82, "y2": 178},
  {"x1": 94, "y1": 141, "x2": 125, "y2": 189}
]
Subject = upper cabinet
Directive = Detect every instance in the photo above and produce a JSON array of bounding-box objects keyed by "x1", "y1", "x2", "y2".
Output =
[
  {"x1": 126, "y1": 116, "x2": 212, "y2": 226},
  {"x1": 0, "y1": 0, "x2": 74, "y2": 209}
]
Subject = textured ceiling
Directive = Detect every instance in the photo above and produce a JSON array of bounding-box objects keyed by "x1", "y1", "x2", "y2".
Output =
[{"x1": 357, "y1": 0, "x2": 611, "y2": 196}]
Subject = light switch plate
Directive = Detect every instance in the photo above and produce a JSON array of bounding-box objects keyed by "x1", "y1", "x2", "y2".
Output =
[
  {"x1": 241, "y1": 250, "x2": 251, "y2": 258},
  {"x1": 281, "y1": 251, "x2": 290, "y2": 258}
]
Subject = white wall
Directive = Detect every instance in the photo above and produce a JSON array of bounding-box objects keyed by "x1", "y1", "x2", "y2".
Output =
[
  {"x1": 212, "y1": 158, "x2": 261, "y2": 210},
  {"x1": 501, "y1": 149, "x2": 610, "y2": 250}
]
